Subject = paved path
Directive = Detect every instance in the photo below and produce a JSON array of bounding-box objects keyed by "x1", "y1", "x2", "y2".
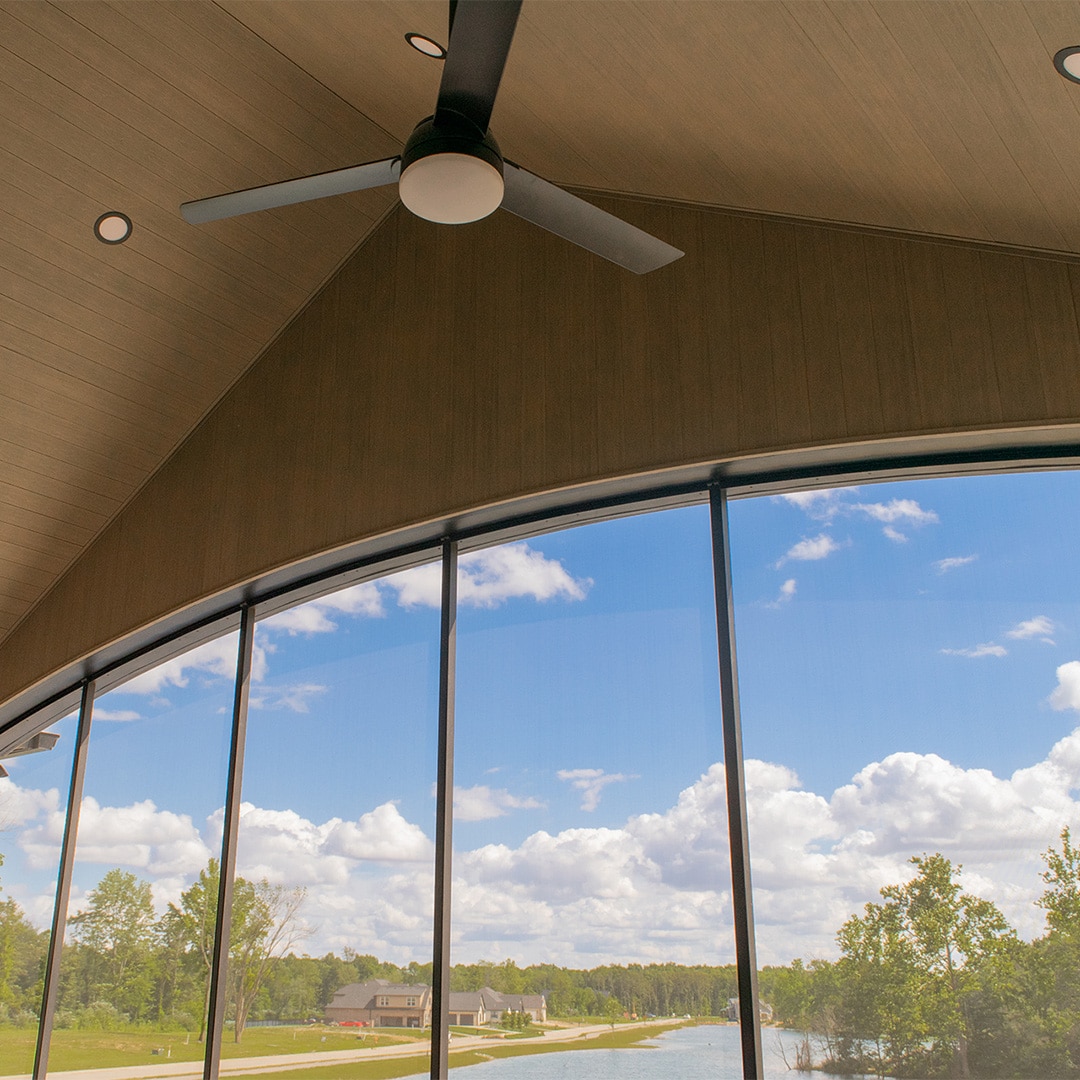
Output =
[{"x1": 17, "y1": 1020, "x2": 681, "y2": 1080}]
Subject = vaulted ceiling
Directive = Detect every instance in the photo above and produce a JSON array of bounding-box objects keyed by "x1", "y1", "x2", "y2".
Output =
[{"x1": 5, "y1": 0, "x2": 1080, "y2": 648}]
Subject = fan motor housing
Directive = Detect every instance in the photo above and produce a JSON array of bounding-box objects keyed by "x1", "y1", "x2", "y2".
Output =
[{"x1": 399, "y1": 114, "x2": 505, "y2": 224}]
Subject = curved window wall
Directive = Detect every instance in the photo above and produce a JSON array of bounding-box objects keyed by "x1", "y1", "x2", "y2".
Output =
[{"x1": 1, "y1": 464, "x2": 1078, "y2": 1078}]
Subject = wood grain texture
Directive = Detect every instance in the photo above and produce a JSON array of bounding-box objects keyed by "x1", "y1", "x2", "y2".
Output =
[
  {"x1": 0, "y1": 0, "x2": 399, "y2": 640},
  {"x1": 4, "y1": 196, "x2": 1080, "y2": 710}
]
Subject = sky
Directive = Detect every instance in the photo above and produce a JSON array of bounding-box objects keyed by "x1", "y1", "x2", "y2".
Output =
[{"x1": 1, "y1": 469, "x2": 1079, "y2": 972}]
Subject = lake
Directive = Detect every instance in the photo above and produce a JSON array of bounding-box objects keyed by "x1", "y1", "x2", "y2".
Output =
[{"x1": 406, "y1": 1024, "x2": 877, "y2": 1079}]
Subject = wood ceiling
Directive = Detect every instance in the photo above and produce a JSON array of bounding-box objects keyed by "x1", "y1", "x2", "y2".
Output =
[{"x1": 4, "y1": 0, "x2": 1080, "y2": 650}]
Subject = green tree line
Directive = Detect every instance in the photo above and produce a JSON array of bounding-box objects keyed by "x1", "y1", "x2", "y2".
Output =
[
  {"x1": 4, "y1": 829, "x2": 1077, "y2": 1077},
  {"x1": 0, "y1": 855, "x2": 738, "y2": 1035},
  {"x1": 760, "y1": 828, "x2": 1080, "y2": 1078}
]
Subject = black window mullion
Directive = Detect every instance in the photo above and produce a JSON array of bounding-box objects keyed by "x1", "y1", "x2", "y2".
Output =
[
  {"x1": 33, "y1": 678, "x2": 95, "y2": 1080},
  {"x1": 430, "y1": 538, "x2": 458, "y2": 1079},
  {"x1": 709, "y1": 484, "x2": 764, "y2": 1078},
  {"x1": 204, "y1": 606, "x2": 255, "y2": 1080}
]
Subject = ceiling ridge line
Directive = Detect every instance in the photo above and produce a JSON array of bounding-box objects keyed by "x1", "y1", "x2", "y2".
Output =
[{"x1": 562, "y1": 183, "x2": 1080, "y2": 265}]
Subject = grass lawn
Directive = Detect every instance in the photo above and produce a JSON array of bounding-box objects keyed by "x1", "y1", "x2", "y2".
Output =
[
  {"x1": 244, "y1": 1021, "x2": 688, "y2": 1079},
  {"x1": 0, "y1": 1025, "x2": 424, "y2": 1074},
  {"x1": 0, "y1": 1020, "x2": 687, "y2": 1078}
]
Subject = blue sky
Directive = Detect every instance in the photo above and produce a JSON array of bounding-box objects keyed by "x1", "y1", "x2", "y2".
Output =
[{"x1": 2, "y1": 469, "x2": 1079, "y2": 967}]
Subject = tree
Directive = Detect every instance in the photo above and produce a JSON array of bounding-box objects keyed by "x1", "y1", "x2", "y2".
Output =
[
  {"x1": 832, "y1": 854, "x2": 1014, "y2": 1078},
  {"x1": 165, "y1": 861, "x2": 308, "y2": 1043},
  {"x1": 163, "y1": 859, "x2": 222, "y2": 1040},
  {"x1": 1038, "y1": 827, "x2": 1080, "y2": 939},
  {"x1": 68, "y1": 869, "x2": 158, "y2": 1021},
  {"x1": 228, "y1": 877, "x2": 308, "y2": 1042},
  {"x1": 0, "y1": 896, "x2": 46, "y2": 1016}
]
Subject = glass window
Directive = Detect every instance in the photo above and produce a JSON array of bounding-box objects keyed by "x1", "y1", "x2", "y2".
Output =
[
  {"x1": 49, "y1": 632, "x2": 238, "y2": 1075},
  {"x1": 227, "y1": 562, "x2": 440, "y2": 1070},
  {"x1": 451, "y1": 509, "x2": 740, "y2": 1064},
  {"x1": 730, "y1": 470, "x2": 1080, "y2": 1078},
  {"x1": 0, "y1": 711, "x2": 77, "y2": 1077}
]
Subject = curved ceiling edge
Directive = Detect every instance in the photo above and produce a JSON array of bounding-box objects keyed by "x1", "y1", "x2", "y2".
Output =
[{"x1": 3, "y1": 425, "x2": 1079, "y2": 737}]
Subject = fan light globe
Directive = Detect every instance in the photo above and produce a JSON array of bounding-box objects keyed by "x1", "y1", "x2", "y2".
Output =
[{"x1": 399, "y1": 152, "x2": 504, "y2": 224}]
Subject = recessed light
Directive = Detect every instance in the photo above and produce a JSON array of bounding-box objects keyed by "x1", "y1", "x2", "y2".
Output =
[
  {"x1": 405, "y1": 32, "x2": 446, "y2": 60},
  {"x1": 93, "y1": 211, "x2": 132, "y2": 244},
  {"x1": 1054, "y1": 46, "x2": 1080, "y2": 84}
]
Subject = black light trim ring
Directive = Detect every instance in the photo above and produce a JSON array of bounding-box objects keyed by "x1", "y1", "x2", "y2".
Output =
[
  {"x1": 1054, "y1": 46, "x2": 1080, "y2": 84},
  {"x1": 405, "y1": 32, "x2": 447, "y2": 59},
  {"x1": 93, "y1": 211, "x2": 132, "y2": 244}
]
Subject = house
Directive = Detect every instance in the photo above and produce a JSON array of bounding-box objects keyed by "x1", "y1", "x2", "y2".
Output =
[
  {"x1": 447, "y1": 988, "x2": 547, "y2": 1026},
  {"x1": 327, "y1": 983, "x2": 546, "y2": 1029},
  {"x1": 325, "y1": 980, "x2": 431, "y2": 1029}
]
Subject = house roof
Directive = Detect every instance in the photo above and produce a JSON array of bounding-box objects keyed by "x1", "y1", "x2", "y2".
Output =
[
  {"x1": 5, "y1": 1, "x2": 1080, "y2": 709},
  {"x1": 327, "y1": 979, "x2": 430, "y2": 1010}
]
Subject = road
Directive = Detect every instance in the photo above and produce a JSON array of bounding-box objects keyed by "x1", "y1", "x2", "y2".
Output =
[{"x1": 18, "y1": 1019, "x2": 682, "y2": 1080}]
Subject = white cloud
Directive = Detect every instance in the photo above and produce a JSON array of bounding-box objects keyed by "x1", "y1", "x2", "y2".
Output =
[
  {"x1": 776, "y1": 534, "x2": 841, "y2": 567},
  {"x1": 324, "y1": 803, "x2": 433, "y2": 863},
  {"x1": 776, "y1": 489, "x2": 858, "y2": 521},
  {"x1": 1006, "y1": 616, "x2": 1056, "y2": 645},
  {"x1": 389, "y1": 543, "x2": 591, "y2": 610},
  {"x1": 1051, "y1": 661, "x2": 1080, "y2": 711},
  {"x1": 777, "y1": 491, "x2": 938, "y2": 542},
  {"x1": 852, "y1": 499, "x2": 939, "y2": 527},
  {"x1": 765, "y1": 579, "x2": 797, "y2": 608},
  {"x1": 116, "y1": 635, "x2": 266, "y2": 696},
  {"x1": 93, "y1": 708, "x2": 141, "y2": 722},
  {"x1": 24, "y1": 797, "x2": 213, "y2": 877},
  {"x1": 940, "y1": 643, "x2": 1007, "y2": 658},
  {"x1": 557, "y1": 768, "x2": 637, "y2": 812},
  {"x1": 934, "y1": 555, "x2": 978, "y2": 574},
  {"x1": 453, "y1": 785, "x2": 545, "y2": 822},
  {"x1": 14, "y1": 707, "x2": 1080, "y2": 967},
  {"x1": 261, "y1": 583, "x2": 384, "y2": 635},
  {"x1": 249, "y1": 682, "x2": 327, "y2": 714},
  {"x1": 0, "y1": 779, "x2": 59, "y2": 829}
]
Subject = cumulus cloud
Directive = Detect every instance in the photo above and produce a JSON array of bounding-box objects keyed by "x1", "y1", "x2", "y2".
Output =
[
  {"x1": 882, "y1": 526, "x2": 908, "y2": 543},
  {"x1": 324, "y1": 803, "x2": 434, "y2": 863},
  {"x1": 940, "y1": 643, "x2": 1007, "y2": 659},
  {"x1": 19, "y1": 796, "x2": 213, "y2": 877},
  {"x1": 454, "y1": 785, "x2": 545, "y2": 822},
  {"x1": 935, "y1": 555, "x2": 978, "y2": 574},
  {"x1": 557, "y1": 769, "x2": 637, "y2": 811},
  {"x1": 261, "y1": 583, "x2": 384, "y2": 635},
  {"x1": 13, "y1": 705, "x2": 1080, "y2": 967},
  {"x1": 776, "y1": 534, "x2": 842, "y2": 568},
  {"x1": 0, "y1": 779, "x2": 59, "y2": 829},
  {"x1": 389, "y1": 544, "x2": 591, "y2": 610},
  {"x1": 1050, "y1": 661, "x2": 1080, "y2": 711},
  {"x1": 1006, "y1": 616, "x2": 1056, "y2": 645}
]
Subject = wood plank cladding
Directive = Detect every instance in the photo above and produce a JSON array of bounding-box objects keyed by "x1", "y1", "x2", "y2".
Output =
[
  {"x1": 0, "y1": 0, "x2": 399, "y2": 641},
  {"x1": 4, "y1": 197, "x2": 1080, "y2": 709}
]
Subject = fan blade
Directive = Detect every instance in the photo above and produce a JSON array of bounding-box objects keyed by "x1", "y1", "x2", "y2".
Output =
[
  {"x1": 181, "y1": 158, "x2": 401, "y2": 224},
  {"x1": 435, "y1": 0, "x2": 521, "y2": 133},
  {"x1": 501, "y1": 164, "x2": 684, "y2": 275}
]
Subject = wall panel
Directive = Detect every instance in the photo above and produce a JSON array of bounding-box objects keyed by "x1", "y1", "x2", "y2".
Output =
[{"x1": 4, "y1": 196, "x2": 1080, "y2": 711}]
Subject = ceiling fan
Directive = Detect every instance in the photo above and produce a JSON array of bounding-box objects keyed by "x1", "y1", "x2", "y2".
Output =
[{"x1": 180, "y1": 0, "x2": 682, "y2": 275}]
